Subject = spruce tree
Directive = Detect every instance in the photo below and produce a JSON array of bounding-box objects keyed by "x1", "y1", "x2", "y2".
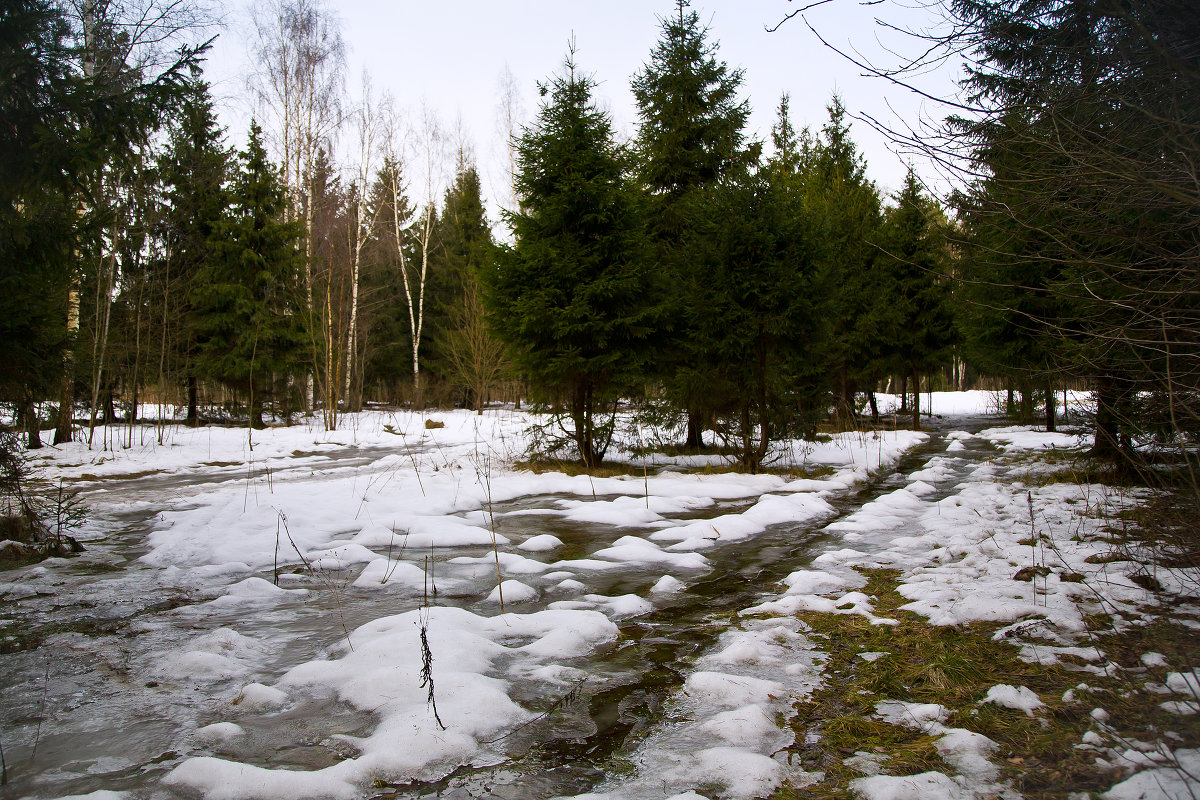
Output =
[
  {"x1": 157, "y1": 74, "x2": 230, "y2": 425},
  {"x1": 872, "y1": 169, "x2": 955, "y2": 429},
  {"x1": 192, "y1": 122, "x2": 307, "y2": 428},
  {"x1": 945, "y1": 0, "x2": 1200, "y2": 460},
  {"x1": 685, "y1": 155, "x2": 822, "y2": 471},
  {"x1": 427, "y1": 159, "x2": 501, "y2": 408},
  {"x1": 0, "y1": 0, "x2": 196, "y2": 446},
  {"x1": 483, "y1": 50, "x2": 655, "y2": 467},
  {"x1": 807, "y1": 96, "x2": 882, "y2": 422},
  {"x1": 956, "y1": 114, "x2": 1072, "y2": 430},
  {"x1": 632, "y1": 0, "x2": 750, "y2": 448}
]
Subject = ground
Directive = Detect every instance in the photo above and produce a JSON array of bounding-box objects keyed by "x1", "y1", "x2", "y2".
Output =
[{"x1": 0, "y1": 392, "x2": 1195, "y2": 800}]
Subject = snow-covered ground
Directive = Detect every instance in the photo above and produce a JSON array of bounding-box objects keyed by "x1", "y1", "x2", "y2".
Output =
[{"x1": 2, "y1": 392, "x2": 1196, "y2": 800}]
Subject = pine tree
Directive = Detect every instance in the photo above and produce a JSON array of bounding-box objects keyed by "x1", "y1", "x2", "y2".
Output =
[
  {"x1": 157, "y1": 74, "x2": 230, "y2": 425},
  {"x1": 632, "y1": 0, "x2": 750, "y2": 447},
  {"x1": 872, "y1": 169, "x2": 955, "y2": 429},
  {"x1": 684, "y1": 155, "x2": 822, "y2": 471},
  {"x1": 428, "y1": 158, "x2": 502, "y2": 408},
  {"x1": 0, "y1": 0, "x2": 196, "y2": 446},
  {"x1": 192, "y1": 121, "x2": 308, "y2": 428},
  {"x1": 483, "y1": 50, "x2": 655, "y2": 467},
  {"x1": 808, "y1": 96, "x2": 883, "y2": 422}
]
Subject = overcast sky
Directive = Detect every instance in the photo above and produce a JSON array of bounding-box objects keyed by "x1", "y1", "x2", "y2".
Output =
[{"x1": 202, "y1": 1, "x2": 961, "y2": 219}]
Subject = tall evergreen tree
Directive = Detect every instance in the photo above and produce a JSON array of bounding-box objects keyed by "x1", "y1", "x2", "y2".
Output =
[
  {"x1": 483, "y1": 50, "x2": 655, "y2": 467},
  {"x1": 632, "y1": 0, "x2": 750, "y2": 448},
  {"x1": 0, "y1": 0, "x2": 196, "y2": 446},
  {"x1": 956, "y1": 113, "x2": 1072, "y2": 430},
  {"x1": 807, "y1": 96, "x2": 882, "y2": 421},
  {"x1": 872, "y1": 169, "x2": 956, "y2": 429},
  {"x1": 157, "y1": 74, "x2": 230, "y2": 425},
  {"x1": 684, "y1": 155, "x2": 822, "y2": 471},
  {"x1": 192, "y1": 122, "x2": 307, "y2": 428},
  {"x1": 944, "y1": 0, "x2": 1200, "y2": 460},
  {"x1": 427, "y1": 158, "x2": 502, "y2": 407}
]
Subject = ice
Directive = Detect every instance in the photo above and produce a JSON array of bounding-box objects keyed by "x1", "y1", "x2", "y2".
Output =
[
  {"x1": 684, "y1": 671, "x2": 786, "y2": 709},
  {"x1": 698, "y1": 705, "x2": 786, "y2": 747},
  {"x1": 157, "y1": 628, "x2": 269, "y2": 682}
]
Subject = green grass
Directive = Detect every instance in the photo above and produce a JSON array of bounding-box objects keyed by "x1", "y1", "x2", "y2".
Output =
[{"x1": 764, "y1": 566, "x2": 1199, "y2": 800}]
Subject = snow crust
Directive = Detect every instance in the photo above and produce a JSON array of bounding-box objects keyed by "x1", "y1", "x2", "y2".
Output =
[{"x1": 17, "y1": 399, "x2": 1188, "y2": 800}]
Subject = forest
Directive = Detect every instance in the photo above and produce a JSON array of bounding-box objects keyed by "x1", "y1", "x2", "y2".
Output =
[
  {"x1": 2, "y1": 2, "x2": 1199, "y2": 799},
  {"x1": 1, "y1": 0, "x2": 1196, "y2": 471}
]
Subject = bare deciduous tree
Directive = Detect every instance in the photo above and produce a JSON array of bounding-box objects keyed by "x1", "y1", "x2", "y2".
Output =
[{"x1": 250, "y1": 0, "x2": 346, "y2": 411}]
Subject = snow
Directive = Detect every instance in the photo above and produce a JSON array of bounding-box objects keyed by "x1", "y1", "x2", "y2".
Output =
[
  {"x1": 233, "y1": 682, "x2": 289, "y2": 710},
  {"x1": 10, "y1": 398, "x2": 1194, "y2": 800},
  {"x1": 168, "y1": 605, "x2": 621, "y2": 799},
  {"x1": 1165, "y1": 670, "x2": 1200, "y2": 696},
  {"x1": 487, "y1": 579, "x2": 538, "y2": 603},
  {"x1": 518, "y1": 533, "x2": 564, "y2": 551},
  {"x1": 850, "y1": 771, "x2": 965, "y2": 800},
  {"x1": 980, "y1": 684, "x2": 1045, "y2": 716},
  {"x1": 1102, "y1": 749, "x2": 1200, "y2": 800}
]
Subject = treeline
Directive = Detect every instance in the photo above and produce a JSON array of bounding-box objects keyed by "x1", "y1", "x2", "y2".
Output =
[{"x1": 2, "y1": 0, "x2": 1194, "y2": 473}]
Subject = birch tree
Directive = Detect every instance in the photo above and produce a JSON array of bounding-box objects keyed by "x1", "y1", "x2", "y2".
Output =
[
  {"x1": 377, "y1": 104, "x2": 447, "y2": 408},
  {"x1": 250, "y1": 0, "x2": 346, "y2": 409},
  {"x1": 342, "y1": 73, "x2": 382, "y2": 412}
]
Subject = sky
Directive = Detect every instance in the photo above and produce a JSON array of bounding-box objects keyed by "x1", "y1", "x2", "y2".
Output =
[{"x1": 202, "y1": 0, "x2": 962, "y2": 220}]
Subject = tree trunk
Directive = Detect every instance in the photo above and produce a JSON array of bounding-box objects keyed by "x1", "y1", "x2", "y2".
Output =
[
  {"x1": 250, "y1": 395, "x2": 266, "y2": 430},
  {"x1": 868, "y1": 390, "x2": 879, "y2": 425},
  {"x1": 1045, "y1": 378, "x2": 1056, "y2": 432},
  {"x1": 186, "y1": 376, "x2": 199, "y2": 426},
  {"x1": 1019, "y1": 381, "x2": 1034, "y2": 424},
  {"x1": 685, "y1": 410, "x2": 704, "y2": 450},
  {"x1": 911, "y1": 369, "x2": 921, "y2": 430},
  {"x1": 1090, "y1": 374, "x2": 1123, "y2": 462},
  {"x1": 22, "y1": 394, "x2": 42, "y2": 450},
  {"x1": 899, "y1": 374, "x2": 908, "y2": 412},
  {"x1": 54, "y1": 286, "x2": 79, "y2": 445}
]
